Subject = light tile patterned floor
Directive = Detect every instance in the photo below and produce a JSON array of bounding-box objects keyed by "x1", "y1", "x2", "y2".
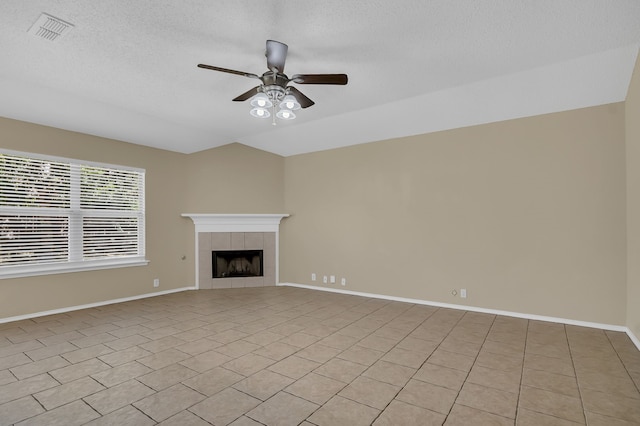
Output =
[{"x1": 1, "y1": 286, "x2": 639, "y2": 425}]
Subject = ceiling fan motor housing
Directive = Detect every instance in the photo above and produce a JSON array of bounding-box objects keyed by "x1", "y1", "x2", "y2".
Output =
[{"x1": 260, "y1": 72, "x2": 289, "y2": 102}]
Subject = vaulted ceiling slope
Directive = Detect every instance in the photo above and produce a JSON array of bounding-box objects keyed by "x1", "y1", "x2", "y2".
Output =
[{"x1": 1, "y1": 1, "x2": 639, "y2": 157}]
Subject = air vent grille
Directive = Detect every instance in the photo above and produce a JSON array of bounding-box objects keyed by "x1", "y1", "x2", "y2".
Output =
[{"x1": 28, "y1": 13, "x2": 74, "y2": 41}]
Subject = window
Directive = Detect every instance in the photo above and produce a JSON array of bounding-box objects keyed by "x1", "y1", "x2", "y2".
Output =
[{"x1": 0, "y1": 149, "x2": 147, "y2": 278}]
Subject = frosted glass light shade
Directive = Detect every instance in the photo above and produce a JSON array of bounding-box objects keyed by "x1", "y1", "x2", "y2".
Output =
[
  {"x1": 250, "y1": 107, "x2": 270, "y2": 118},
  {"x1": 281, "y1": 95, "x2": 301, "y2": 110},
  {"x1": 276, "y1": 109, "x2": 296, "y2": 120},
  {"x1": 250, "y1": 93, "x2": 273, "y2": 108}
]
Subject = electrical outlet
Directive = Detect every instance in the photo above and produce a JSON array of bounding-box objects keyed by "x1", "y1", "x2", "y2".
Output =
[
  {"x1": 153, "y1": 278, "x2": 159, "y2": 288},
  {"x1": 311, "y1": 273, "x2": 316, "y2": 281},
  {"x1": 341, "y1": 278, "x2": 346, "y2": 286},
  {"x1": 330, "y1": 275, "x2": 336, "y2": 284},
  {"x1": 323, "y1": 275, "x2": 328, "y2": 284},
  {"x1": 460, "y1": 288, "x2": 467, "y2": 298}
]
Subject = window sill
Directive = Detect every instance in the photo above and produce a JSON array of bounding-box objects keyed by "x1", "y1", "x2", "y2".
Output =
[{"x1": 0, "y1": 257, "x2": 150, "y2": 279}]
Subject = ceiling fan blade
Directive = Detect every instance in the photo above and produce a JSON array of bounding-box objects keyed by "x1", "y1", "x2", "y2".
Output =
[
  {"x1": 197, "y1": 64, "x2": 259, "y2": 79},
  {"x1": 233, "y1": 86, "x2": 261, "y2": 102},
  {"x1": 266, "y1": 40, "x2": 288, "y2": 73},
  {"x1": 287, "y1": 86, "x2": 315, "y2": 109},
  {"x1": 291, "y1": 74, "x2": 348, "y2": 85}
]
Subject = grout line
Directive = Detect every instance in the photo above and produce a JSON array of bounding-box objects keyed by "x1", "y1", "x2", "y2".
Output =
[
  {"x1": 604, "y1": 331, "x2": 640, "y2": 395},
  {"x1": 513, "y1": 317, "x2": 529, "y2": 422},
  {"x1": 365, "y1": 305, "x2": 444, "y2": 424},
  {"x1": 442, "y1": 311, "x2": 484, "y2": 422},
  {"x1": 565, "y1": 324, "x2": 588, "y2": 425}
]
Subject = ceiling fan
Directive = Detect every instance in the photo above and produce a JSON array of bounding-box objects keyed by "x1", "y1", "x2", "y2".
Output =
[{"x1": 198, "y1": 40, "x2": 348, "y2": 122}]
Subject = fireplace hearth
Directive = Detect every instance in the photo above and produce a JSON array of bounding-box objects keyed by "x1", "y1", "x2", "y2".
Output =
[{"x1": 212, "y1": 250, "x2": 263, "y2": 278}]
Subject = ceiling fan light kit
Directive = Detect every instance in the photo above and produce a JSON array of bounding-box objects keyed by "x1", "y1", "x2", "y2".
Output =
[
  {"x1": 198, "y1": 40, "x2": 348, "y2": 125},
  {"x1": 249, "y1": 87, "x2": 300, "y2": 123}
]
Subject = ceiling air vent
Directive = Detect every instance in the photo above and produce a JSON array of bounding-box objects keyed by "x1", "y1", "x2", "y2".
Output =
[{"x1": 27, "y1": 13, "x2": 74, "y2": 42}]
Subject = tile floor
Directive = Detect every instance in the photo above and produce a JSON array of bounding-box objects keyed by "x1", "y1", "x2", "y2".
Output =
[{"x1": 1, "y1": 286, "x2": 639, "y2": 425}]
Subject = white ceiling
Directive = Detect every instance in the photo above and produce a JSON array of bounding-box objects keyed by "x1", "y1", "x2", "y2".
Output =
[{"x1": 1, "y1": 1, "x2": 639, "y2": 157}]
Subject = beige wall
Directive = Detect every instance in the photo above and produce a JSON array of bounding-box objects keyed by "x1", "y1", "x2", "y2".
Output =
[
  {"x1": 184, "y1": 143, "x2": 284, "y2": 214},
  {"x1": 627, "y1": 51, "x2": 640, "y2": 339},
  {"x1": 281, "y1": 104, "x2": 627, "y2": 325},
  {"x1": 0, "y1": 117, "x2": 191, "y2": 318}
]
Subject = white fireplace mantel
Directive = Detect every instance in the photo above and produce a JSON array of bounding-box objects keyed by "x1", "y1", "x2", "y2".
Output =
[
  {"x1": 182, "y1": 214, "x2": 289, "y2": 289},
  {"x1": 181, "y1": 214, "x2": 289, "y2": 233}
]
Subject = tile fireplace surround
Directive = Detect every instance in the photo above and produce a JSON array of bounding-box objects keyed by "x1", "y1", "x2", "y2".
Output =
[{"x1": 182, "y1": 214, "x2": 289, "y2": 289}]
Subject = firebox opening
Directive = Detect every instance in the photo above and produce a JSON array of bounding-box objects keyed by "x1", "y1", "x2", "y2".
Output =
[{"x1": 212, "y1": 250, "x2": 263, "y2": 278}]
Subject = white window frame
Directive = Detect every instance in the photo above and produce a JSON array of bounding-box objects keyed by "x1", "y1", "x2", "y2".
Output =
[{"x1": 0, "y1": 149, "x2": 149, "y2": 279}]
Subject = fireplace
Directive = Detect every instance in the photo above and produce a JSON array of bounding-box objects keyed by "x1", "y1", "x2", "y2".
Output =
[
  {"x1": 182, "y1": 213, "x2": 289, "y2": 289},
  {"x1": 212, "y1": 250, "x2": 263, "y2": 278}
]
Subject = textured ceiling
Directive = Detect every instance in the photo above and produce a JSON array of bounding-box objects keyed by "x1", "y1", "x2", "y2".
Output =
[{"x1": 1, "y1": 1, "x2": 639, "y2": 156}]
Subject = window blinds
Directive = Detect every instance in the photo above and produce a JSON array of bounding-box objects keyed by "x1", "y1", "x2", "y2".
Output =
[{"x1": 0, "y1": 151, "x2": 145, "y2": 271}]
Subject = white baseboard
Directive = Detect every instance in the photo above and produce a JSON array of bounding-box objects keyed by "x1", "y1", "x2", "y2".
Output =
[
  {"x1": 0, "y1": 287, "x2": 197, "y2": 325},
  {"x1": 278, "y1": 282, "x2": 640, "y2": 351}
]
